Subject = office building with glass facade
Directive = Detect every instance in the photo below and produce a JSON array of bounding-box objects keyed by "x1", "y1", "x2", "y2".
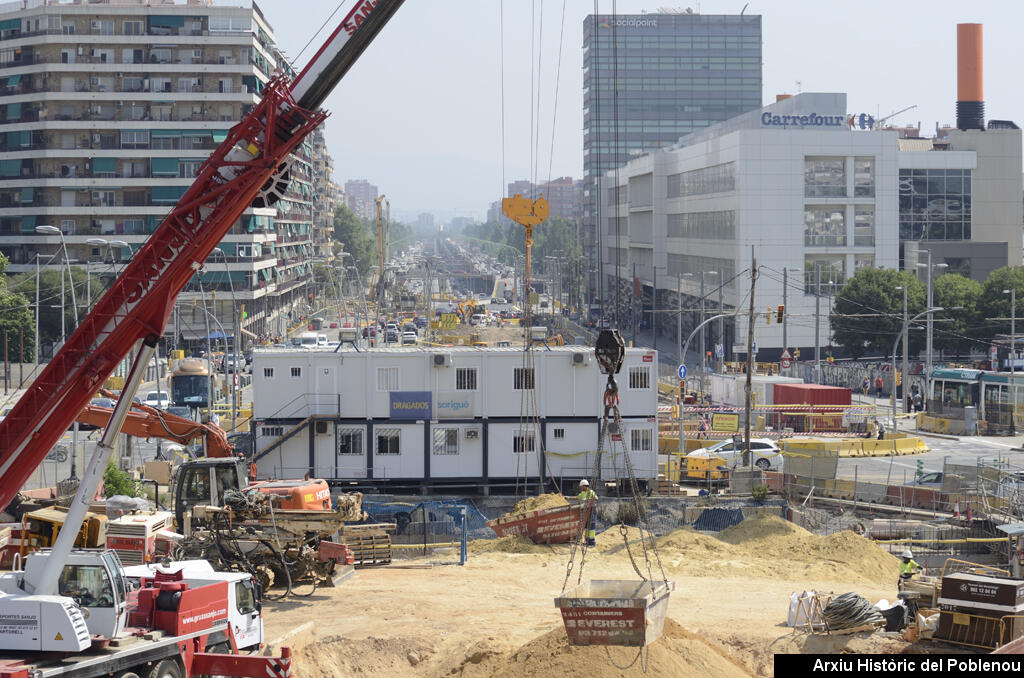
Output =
[
  {"x1": 600, "y1": 92, "x2": 1021, "y2": 359},
  {"x1": 582, "y1": 11, "x2": 762, "y2": 308}
]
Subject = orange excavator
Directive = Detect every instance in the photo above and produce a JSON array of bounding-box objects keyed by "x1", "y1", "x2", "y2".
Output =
[{"x1": 73, "y1": 395, "x2": 346, "y2": 528}]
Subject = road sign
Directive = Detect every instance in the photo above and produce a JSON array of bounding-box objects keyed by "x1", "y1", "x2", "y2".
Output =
[
  {"x1": 715, "y1": 343, "x2": 724, "y2": 358},
  {"x1": 781, "y1": 357, "x2": 792, "y2": 369},
  {"x1": 677, "y1": 364, "x2": 687, "y2": 380},
  {"x1": 991, "y1": 345, "x2": 999, "y2": 359},
  {"x1": 781, "y1": 349, "x2": 792, "y2": 360},
  {"x1": 752, "y1": 342, "x2": 758, "y2": 355},
  {"x1": 440, "y1": 313, "x2": 459, "y2": 329}
]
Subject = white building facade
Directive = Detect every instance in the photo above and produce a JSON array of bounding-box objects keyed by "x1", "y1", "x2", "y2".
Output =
[
  {"x1": 600, "y1": 92, "x2": 1000, "y2": 360},
  {"x1": 251, "y1": 346, "x2": 659, "y2": 490}
]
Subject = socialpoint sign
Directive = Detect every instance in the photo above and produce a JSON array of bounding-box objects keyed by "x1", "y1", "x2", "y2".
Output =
[{"x1": 600, "y1": 16, "x2": 657, "y2": 28}]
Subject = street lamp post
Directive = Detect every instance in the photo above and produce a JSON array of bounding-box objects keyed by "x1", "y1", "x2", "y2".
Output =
[
  {"x1": 895, "y1": 285, "x2": 909, "y2": 411},
  {"x1": 678, "y1": 312, "x2": 735, "y2": 455},
  {"x1": 36, "y1": 225, "x2": 78, "y2": 330},
  {"x1": 38, "y1": 224, "x2": 79, "y2": 481},
  {"x1": 917, "y1": 252, "x2": 947, "y2": 395},
  {"x1": 1005, "y1": 289, "x2": 1016, "y2": 432},
  {"x1": 892, "y1": 307, "x2": 944, "y2": 427}
]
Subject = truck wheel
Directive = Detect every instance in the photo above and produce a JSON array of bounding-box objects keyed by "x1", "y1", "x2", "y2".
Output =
[
  {"x1": 115, "y1": 672, "x2": 142, "y2": 678},
  {"x1": 147, "y1": 659, "x2": 183, "y2": 678}
]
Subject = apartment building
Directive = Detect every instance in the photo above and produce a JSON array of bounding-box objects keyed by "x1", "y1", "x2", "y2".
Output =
[{"x1": 0, "y1": 0, "x2": 321, "y2": 347}]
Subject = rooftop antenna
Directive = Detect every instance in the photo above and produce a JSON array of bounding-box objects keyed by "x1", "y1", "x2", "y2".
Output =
[{"x1": 740, "y1": 3, "x2": 748, "y2": 14}]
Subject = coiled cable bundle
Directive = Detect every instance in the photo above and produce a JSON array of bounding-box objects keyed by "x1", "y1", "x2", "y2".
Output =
[{"x1": 822, "y1": 592, "x2": 885, "y2": 630}]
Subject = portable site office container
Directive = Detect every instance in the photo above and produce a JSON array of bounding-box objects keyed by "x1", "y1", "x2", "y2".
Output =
[{"x1": 251, "y1": 346, "x2": 659, "y2": 490}]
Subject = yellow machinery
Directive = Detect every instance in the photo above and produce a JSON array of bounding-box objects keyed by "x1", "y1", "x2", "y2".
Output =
[{"x1": 20, "y1": 506, "x2": 107, "y2": 556}]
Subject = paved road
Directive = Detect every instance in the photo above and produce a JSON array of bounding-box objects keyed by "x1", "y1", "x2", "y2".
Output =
[{"x1": 835, "y1": 433, "x2": 1024, "y2": 485}]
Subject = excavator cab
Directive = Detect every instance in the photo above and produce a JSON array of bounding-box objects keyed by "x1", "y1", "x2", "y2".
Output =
[{"x1": 172, "y1": 458, "x2": 247, "y2": 530}]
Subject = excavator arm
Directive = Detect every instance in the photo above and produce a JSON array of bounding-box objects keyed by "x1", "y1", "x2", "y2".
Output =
[{"x1": 75, "y1": 401, "x2": 234, "y2": 458}]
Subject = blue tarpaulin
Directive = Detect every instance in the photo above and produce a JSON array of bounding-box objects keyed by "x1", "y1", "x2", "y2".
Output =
[{"x1": 691, "y1": 507, "x2": 746, "y2": 532}]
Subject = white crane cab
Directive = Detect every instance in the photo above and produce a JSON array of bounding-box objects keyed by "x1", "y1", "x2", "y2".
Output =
[{"x1": 0, "y1": 549, "x2": 127, "y2": 651}]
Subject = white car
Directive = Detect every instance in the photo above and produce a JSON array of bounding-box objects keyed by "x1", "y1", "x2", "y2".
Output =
[
  {"x1": 401, "y1": 331, "x2": 417, "y2": 345},
  {"x1": 144, "y1": 391, "x2": 170, "y2": 409},
  {"x1": 686, "y1": 437, "x2": 783, "y2": 470}
]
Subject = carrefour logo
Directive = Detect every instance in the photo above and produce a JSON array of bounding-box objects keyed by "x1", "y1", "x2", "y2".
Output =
[{"x1": 600, "y1": 16, "x2": 657, "y2": 28}]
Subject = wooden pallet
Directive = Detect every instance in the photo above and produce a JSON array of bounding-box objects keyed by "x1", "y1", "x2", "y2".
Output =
[
  {"x1": 341, "y1": 523, "x2": 396, "y2": 537},
  {"x1": 342, "y1": 534, "x2": 392, "y2": 567}
]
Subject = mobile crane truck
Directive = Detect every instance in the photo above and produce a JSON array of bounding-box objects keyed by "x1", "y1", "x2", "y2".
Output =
[{"x1": 0, "y1": 1, "x2": 404, "y2": 675}]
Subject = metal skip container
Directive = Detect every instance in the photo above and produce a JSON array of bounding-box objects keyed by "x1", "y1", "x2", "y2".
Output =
[
  {"x1": 554, "y1": 579, "x2": 675, "y2": 646},
  {"x1": 487, "y1": 501, "x2": 592, "y2": 544}
]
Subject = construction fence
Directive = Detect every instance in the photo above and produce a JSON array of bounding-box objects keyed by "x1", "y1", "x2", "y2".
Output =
[
  {"x1": 361, "y1": 499, "x2": 482, "y2": 565},
  {"x1": 766, "y1": 455, "x2": 1016, "y2": 568}
]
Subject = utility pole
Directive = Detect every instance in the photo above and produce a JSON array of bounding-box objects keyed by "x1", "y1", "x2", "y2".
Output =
[
  {"x1": 782, "y1": 267, "x2": 788, "y2": 356},
  {"x1": 717, "y1": 274, "x2": 723, "y2": 372},
  {"x1": 699, "y1": 271, "x2": 706, "y2": 385},
  {"x1": 901, "y1": 285, "x2": 908, "y2": 414},
  {"x1": 653, "y1": 265, "x2": 658, "y2": 352},
  {"x1": 676, "y1": 274, "x2": 683, "y2": 456},
  {"x1": 814, "y1": 266, "x2": 821, "y2": 384},
  {"x1": 744, "y1": 247, "x2": 757, "y2": 467}
]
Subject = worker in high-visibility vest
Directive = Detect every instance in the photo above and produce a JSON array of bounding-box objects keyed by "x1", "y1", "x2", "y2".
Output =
[
  {"x1": 898, "y1": 549, "x2": 921, "y2": 589},
  {"x1": 578, "y1": 479, "x2": 598, "y2": 547}
]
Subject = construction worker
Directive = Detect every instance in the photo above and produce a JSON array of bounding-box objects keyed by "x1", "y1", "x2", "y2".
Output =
[
  {"x1": 898, "y1": 549, "x2": 921, "y2": 589},
  {"x1": 578, "y1": 479, "x2": 597, "y2": 547}
]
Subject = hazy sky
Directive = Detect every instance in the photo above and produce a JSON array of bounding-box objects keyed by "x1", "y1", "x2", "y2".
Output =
[{"x1": 264, "y1": 0, "x2": 1023, "y2": 222}]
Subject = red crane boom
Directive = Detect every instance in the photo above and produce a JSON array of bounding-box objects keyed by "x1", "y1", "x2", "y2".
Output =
[{"x1": 0, "y1": 0, "x2": 404, "y2": 511}]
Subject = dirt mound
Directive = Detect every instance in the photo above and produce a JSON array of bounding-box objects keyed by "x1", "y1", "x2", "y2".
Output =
[
  {"x1": 296, "y1": 635, "x2": 436, "y2": 677},
  {"x1": 449, "y1": 619, "x2": 755, "y2": 678},
  {"x1": 468, "y1": 534, "x2": 559, "y2": 554},
  {"x1": 510, "y1": 493, "x2": 569, "y2": 516},
  {"x1": 717, "y1": 513, "x2": 807, "y2": 544}
]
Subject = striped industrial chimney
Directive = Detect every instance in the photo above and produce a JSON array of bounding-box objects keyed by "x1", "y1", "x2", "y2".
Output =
[{"x1": 956, "y1": 23, "x2": 984, "y2": 131}]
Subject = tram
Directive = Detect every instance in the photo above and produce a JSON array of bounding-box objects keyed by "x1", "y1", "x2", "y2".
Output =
[{"x1": 929, "y1": 368, "x2": 1023, "y2": 433}]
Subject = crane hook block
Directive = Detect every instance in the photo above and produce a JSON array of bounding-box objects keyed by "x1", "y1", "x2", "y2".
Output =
[
  {"x1": 595, "y1": 329, "x2": 625, "y2": 376},
  {"x1": 502, "y1": 193, "x2": 550, "y2": 228}
]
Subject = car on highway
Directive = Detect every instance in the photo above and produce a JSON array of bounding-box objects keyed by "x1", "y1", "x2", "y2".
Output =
[
  {"x1": 686, "y1": 438, "x2": 783, "y2": 471},
  {"x1": 385, "y1": 329, "x2": 399, "y2": 343},
  {"x1": 904, "y1": 471, "x2": 943, "y2": 487},
  {"x1": 402, "y1": 331, "x2": 417, "y2": 345},
  {"x1": 144, "y1": 391, "x2": 170, "y2": 409},
  {"x1": 76, "y1": 397, "x2": 115, "y2": 431}
]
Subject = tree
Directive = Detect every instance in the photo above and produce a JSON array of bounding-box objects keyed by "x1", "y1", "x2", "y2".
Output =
[
  {"x1": 331, "y1": 204, "x2": 374, "y2": 276},
  {"x1": 932, "y1": 273, "x2": 982, "y2": 353},
  {"x1": 0, "y1": 253, "x2": 34, "y2": 361},
  {"x1": 10, "y1": 266, "x2": 102, "y2": 352},
  {"x1": 977, "y1": 266, "x2": 1024, "y2": 342},
  {"x1": 830, "y1": 268, "x2": 924, "y2": 358}
]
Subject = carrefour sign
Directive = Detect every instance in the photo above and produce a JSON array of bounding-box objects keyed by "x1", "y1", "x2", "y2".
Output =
[
  {"x1": 760, "y1": 112, "x2": 876, "y2": 130},
  {"x1": 761, "y1": 112, "x2": 846, "y2": 129}
]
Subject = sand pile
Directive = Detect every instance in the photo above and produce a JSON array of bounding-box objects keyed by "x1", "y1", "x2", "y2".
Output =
[
  {"x1": 468, "y1": 534, "x2": 559, "y2": 554},
  {"x1": 586, "y1": 515, "x2": 897, "y2": 585},
  {"x1": 450, "y1": 619, "x2": 755, "y2": 678},
  {"x1": 510, "y1": 493, "x2": 569, "y2": 516}
]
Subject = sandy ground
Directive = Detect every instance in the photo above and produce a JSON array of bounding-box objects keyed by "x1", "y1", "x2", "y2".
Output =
[{"x1": 263, "y1": 516, "x2": 914, "y2": 678}]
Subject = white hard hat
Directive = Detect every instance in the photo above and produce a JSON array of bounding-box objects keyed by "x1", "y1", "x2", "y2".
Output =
[
  {"x1": 579, "y1": 479, "x2": 590, "y2": 487},
  {"x1": 902, "y1": 549, "x2": 913, "y2": 559}
]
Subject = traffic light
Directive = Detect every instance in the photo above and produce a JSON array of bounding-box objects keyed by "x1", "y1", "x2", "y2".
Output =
[
  {"x1": 777, "y1": 305, "x2": 784, "y2": 323},
  {"x1": 706, "y1": 351, "x2": 712, "y2": 361},
  {"x1": 916, "y1": 459, "x2": 924, "y2": 478},
  {"x1": 896, "y1": 370, "x2": 902, "y2": 387}
]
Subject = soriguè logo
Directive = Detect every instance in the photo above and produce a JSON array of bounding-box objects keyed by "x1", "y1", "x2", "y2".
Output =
[{"x1": 600, "y1": 16, "x2": 657, "y2": 28}]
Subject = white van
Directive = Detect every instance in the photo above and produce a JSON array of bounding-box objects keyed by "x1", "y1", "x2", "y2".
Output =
[
  {"x1": 299, "y1": 332, "x2": 319, "y2": 348},
  {"x1": 317, "y1": 334, "x2": 328, "y2": 346},
  {"x1": 470, "y1": 313, "x2": 487, "y2": 327}
]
